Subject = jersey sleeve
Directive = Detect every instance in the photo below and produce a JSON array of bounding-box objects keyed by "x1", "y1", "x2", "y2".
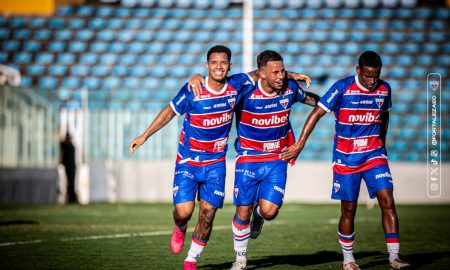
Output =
[
  {"x1": 230, "y1": 73, "x2": 255, "y2": 90},
  {"x1": 170, "y1": 83, "x2": 191, "y2": 116},
  {"x1": 291, "y1": 80, "x2": 306, "y2": 103},
  {"x1": 317, "y1": 80, "x2": 345, "y2": 113},
  {"x1": 382, "y1": 82, "x2": 392, "y2": 112}
]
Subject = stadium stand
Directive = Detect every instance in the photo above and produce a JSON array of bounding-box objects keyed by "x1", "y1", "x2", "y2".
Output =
[{"x1": 0, "y1": 0, "x2": 448, "y2": 162}]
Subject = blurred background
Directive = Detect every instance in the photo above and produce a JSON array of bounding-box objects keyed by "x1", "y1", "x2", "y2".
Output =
[{"x1": 0, "y1": 0, "x2": 448, "y2": 204}]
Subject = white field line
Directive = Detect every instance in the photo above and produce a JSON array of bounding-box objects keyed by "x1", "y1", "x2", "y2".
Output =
[{"x1": 0, "y1": 219, "x2": 324, "y2": 247}]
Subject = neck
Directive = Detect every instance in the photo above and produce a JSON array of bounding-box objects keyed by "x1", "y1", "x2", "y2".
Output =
[
  {"x1": 207, "y1": 77, "x2": 226, "y2": 92},
  {"x1": 259, "y1": 79, "x2": 275, "y2": 95}
]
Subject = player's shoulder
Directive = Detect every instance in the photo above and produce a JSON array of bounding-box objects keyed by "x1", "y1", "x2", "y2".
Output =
[
  {"x1": 332, "y1": 76, "x2": 355, "y2": 92},
  {"x1": 378, "y1": 79, "x2": 391, "y2": 91},
  {"x1": 228, "y1": 73, "x2": 254, "y2": 85}
]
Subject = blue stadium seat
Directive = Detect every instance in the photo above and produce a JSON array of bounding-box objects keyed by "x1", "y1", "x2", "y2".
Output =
[
  {"x1": 34, "y1": 29, "x2": 51, "y2": 40},
  {"x1": 90, "y1": 42, "x2": 109, "y2": 53},
  {"x1": 48, "y1": 65, "x2": 67, "y2": 76},
  {"x1": 48, "y1": 41, "x2": 66, "y2": 52},
  {"x1": 14, "y1": 29, "x2": 31, "y2": 39},
  {"x1": 96, "y1": 6, "x2": 114, "y2": 17},
  {"x1": 91, "y1": 65, "x2": 110, "y2": 77},
  {"x1": 311, "y1": 31, "x2": 327, "y2": 42},
  {"x1": 99, "y1": 54, "x2": 118, "y2": 65},
  {"x1": 27, "y1": 64, "x2": 45, "y2": 76},
  {"x1": 353, "y1": 20, "x2": 369, "y2": 31},
  {"x1": 48, "y1": 18, "x2": 64, "y2": 29},
  {"x1": 57, "y1": 53, "x2": 76, "y2": 65},
  {"x1": 76, "y1": 29, "x2": 94, "y2": 41},
  {"x1": 57, "y1": 6, "x2": 74, "y2": 16},
  {"x1": 84, "y1": 77, "x2": 101, "y2": 90},
  {"x1": 39, "y1": 76, "x2": 58, "y2": 89},
  {"x1": 142, "y1": 78, "x2": 159, "y2": 89},
  {"x1": 124, "y1": 78, "x2": 142, "y2": 89},
  {"x1": 54, "y1": 29, "x2": 72, "y2": 40},
  {"x1": 9, "y1": 17, "x2": 26, "y2": 28},
  {"x1": 79, "y1": 53, "x2": 98, "y2": 65},
  {"x1": 396, "y1": 55, "x2": 413, "y2": 66},
  {"x1": 119, "y1": 54, "x2": 138, "y2": 66},
  {"x1": 69, "y1": 41, "x2": 87, "y2": 53},
  {"x1": 23, "y1": 40, "x2": 41, "y2": 52},
  {"x1": 71, "y1": 65, "x2": 90, "y2": 76},
  {"x1": 36, "y1": 53, "x2": 54, "y2": 64},
  {"x1": 67, "y1": 18, "x2": 85, "y2": 29},
  {"x1": 0, "y1": 52, "x2": 8, "y2": 63},
  {"x1": 436, "y1": 8, "x2": 450, "y2": 19},
  {"x1": 112, "y1": 65, "x2": 129, "y2": 76},
  {"x1": 0, "y1": 27, "x2": 9, "y2": 39},
  {"x1": 20, "y1": 76, "x2": 32, "y2": 87},
  {"x1": 129, "y1": 66, "x2": 148, "y2": 77},
  {"x1": 136, "y1": 30, "x2": 152, "y2": 42},
  {"x1": 107, "y1": 18, "x2": 124, "y2": 29},
  {"x1": 28, "y1": 17, "x2": 47, "y2": 29},
  {"x1": 76, "y1": 6, "x2": 94, "y2": 17},
  {"x1": 102, "y1": 77, "x2": 121, "y2": 89}
]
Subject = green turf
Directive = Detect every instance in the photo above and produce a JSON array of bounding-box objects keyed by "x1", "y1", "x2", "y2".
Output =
[{"x1": 1, "y1": 203, "x2": 449, "y2": 269}]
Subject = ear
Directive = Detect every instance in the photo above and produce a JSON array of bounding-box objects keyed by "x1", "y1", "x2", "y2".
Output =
[
  {"x1": 259, "y1": 68, "x2": 266, "y2": 79},
  {"x1": 205, "y1": 61, "x2": 209, "y2": 70},
  {"x1": 228, "y1": 63, "x2": 232, "y2": 71},
  {"x1": 356, "y1": 66, "x2": 361, "y2": 76}
]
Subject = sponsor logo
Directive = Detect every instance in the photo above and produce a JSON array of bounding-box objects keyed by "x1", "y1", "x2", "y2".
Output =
[
  {"x1": 263, "y1": 140, "x2": 281, "y2": 151},
  {"x1": 375, "y1": 172, "x2": 392, "y2": 179},
  {"x1": 429, "y1": 80, "x2": 439, "y2": 91},
  {"x1": 175, "y1": 94, "x2": 186, "y2": 105},
  {"x1": 174, "y1": 170, "x2": 194, "y2": 179},
  {"x1": 213, "y1": 138, "x2": 228, "y2": 152},
  {"x1": 353, "y1": 138, "x2": 368, "y2": 151},
  {"x1": 251, "y1": 114, "x2": 288, "y2": 126},
  {"x1": 333, "y1": 182, "x2": 340, "y2": 193},
  {"x1": 327, "y1": 89, "x2": 339, "y2": 103},
  {"x1": 173, "y1": 185, "x2": 179, "y2": 197},
  {"x1": 274, "y1": 185, "x2": 285, "y2": 195},
  {"x1": 375, "y1": 98, "x2": 384, "y2": 108},
  {"x1": 236, "y1": 169, "x2": 255, "y2": 178},
  {"x1": 265, "y1": 103, "x2": 278, "y2": 109},
  {"x1": 279, "y1": 98, "x2": 289, "y2": 109},
  {"x1": 228, "y1": 98, "x2": 236, "y2": 107},
  {"x1": 214, "y1": 190, "x2": 225, "y2": 197},
  {"x1": 203, "y1": 106, "x2": 211, "y2": 110},
  {"x1": 348, "y1": 112, "x2": 378, "y2": 123},
  {"x1": 213, "y1": 103, "x2": 227, "y2": 108},
  {"x1": 203, "y1": 112, "x2": 232, "y2": 127},
  {"x1": 351, "y1": 100, "x2": 373, "y2": 105}
]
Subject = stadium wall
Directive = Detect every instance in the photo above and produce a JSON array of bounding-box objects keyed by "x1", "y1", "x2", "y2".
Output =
[{"x1": 101, "y1": 161, "x2": 450, "y2": 204}]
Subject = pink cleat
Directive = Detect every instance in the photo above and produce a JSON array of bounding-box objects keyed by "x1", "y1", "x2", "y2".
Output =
[
  {"x1": 183, "y1": 261, "x2": 197, "y2": 270},
  {"x1": 170, "y1": 226, "x2": 186, "y2": 254}
]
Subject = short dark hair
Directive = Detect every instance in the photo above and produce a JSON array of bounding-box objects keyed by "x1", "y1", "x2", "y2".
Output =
[
  {"x1": 257, "y1": 50, "x2": 283, "y2": 69},
  {"x1": 358, "y1": 51, "x2": 382, "y2": 69},
  {"x1": 207, "y1": 45, "x2": 231, "y2": 62}
]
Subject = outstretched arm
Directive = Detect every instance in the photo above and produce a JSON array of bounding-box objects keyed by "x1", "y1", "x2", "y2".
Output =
[
  {"x1": 129, "y1": 105, "x2": 177, "y2": 154},
  {"x1": 280, "y1": 105, "x2": 327, "y2": 161},
  {"x1": 302, "y1": 91, "x2": 320, "y2": 107},
  {"x1": 287, "y1": 72, "x2": 311, "y2": 88}
]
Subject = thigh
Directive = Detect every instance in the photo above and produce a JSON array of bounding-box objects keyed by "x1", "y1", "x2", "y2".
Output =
[
  {"x1": 259, "y1": 160, "x2": 288, "y2": 207},
  {"x1": 332, "y1": 170, "x2": 362, "y2": 201},
  {"x1": 234, "y1": 162, "x2": 261, "y2": 206},
  {"x1": 198, "y1": 162, "x2": 226, "y2": 209},
  {"x1": 173, "y1": 164, "x2": 198, "y2": 205},
  {"x1": 363, "y1": 165, "x2": 394, "y2": 199}
]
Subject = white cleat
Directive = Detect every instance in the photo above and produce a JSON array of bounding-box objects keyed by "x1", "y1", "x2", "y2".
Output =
[
  {"x1": 230, "y1": 260, "x2": 247, "y2": 270},
  {"x1": 389, "y1": 258, "x2": 412, "y2": 270}
]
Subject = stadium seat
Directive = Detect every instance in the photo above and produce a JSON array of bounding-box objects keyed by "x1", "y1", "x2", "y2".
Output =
[
  {"x1": 23, "y1": 41, "x2": 41, "y2": 52},
  {"x1": 0, "y1": 52, "x2": 8, "y2": 63},
  {"x1": 36, "y1": 53, "x2": 54, "y2": 64},
  {"x1": 69, "y1": 41, "x2": 87, "y2": 53},
  {"x1": 39, "y1": 76, "x2": 58, "y2": 89},
  {"x1": 79, "y1": 53, "x2": 98, "y2": 65},
  {"x1": 71, "y1": 65, "x2": 90, "y2": 77},
  {"x1": 48, "y1": 41, "x2": 66, "y2": 52},
  {"x1": 91, "y1": 65, "x2": 110, "y2": 77},
  {"x1": 67, "y1": 18, "x2": 85, "y2": 29},
  {"x1": 48, "y1": 65, "x2": 68, "y2": 76},
  {"x1": 57, "y1": 53, "x2": 76, "y2": 65},
  {"x1": 102, "y1": 76, "x2": 122, "y2": 89}
]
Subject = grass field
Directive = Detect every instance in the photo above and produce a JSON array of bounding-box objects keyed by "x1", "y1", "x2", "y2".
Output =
[{"x1": 1, "y1": 203, "x2": 449, "y2": 270}]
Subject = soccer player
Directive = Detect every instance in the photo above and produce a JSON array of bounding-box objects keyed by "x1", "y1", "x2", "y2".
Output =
[
  {"x1": 280, "y1": 51, "x2": 412, "y2": 270},
  {"x1": 129, "y1": 45, "x2": 255, "y2": 270},
  {"x1": 229, "y1": 50, "x2": 319, "y2": 270}
]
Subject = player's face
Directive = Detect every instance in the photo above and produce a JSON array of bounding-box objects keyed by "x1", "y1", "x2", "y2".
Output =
[
  {"x1": 260, "y1": 61, "x2": 285, "y2": 91},
  {"x1": 356, "y1": 65, "x2": 381, "y2": 90},
  {"x1": 206, "y1": 52, "x2": 231, "y2": 83}
]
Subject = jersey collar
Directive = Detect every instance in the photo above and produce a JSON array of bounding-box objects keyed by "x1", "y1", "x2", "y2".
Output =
[
  {"x1": 205, "y1": 76, "x2": 228, "y2": 95},
  {"x1": 355, "y1": 75, "x2": 378, "y2": 92},
  {"x1": 258, "y1": 79, "x2": 278, "y2": 97}
]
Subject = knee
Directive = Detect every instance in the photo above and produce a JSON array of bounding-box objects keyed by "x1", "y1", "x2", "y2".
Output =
[
  {"x1": 341, "y1": 204, "x2": 357, "y2": 218},
  {"x1": 199, "y1": 206, "x2": 217, "y2": 228},
  {"x1": 260, "y1": 206, "x2": 279, "y2": 221}
]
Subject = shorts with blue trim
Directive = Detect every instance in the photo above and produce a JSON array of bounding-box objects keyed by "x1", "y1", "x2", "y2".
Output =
[
  {"x1": 331, "y1": 164, "x2": 394, "y2": 201},
  {"x1": 173, "y1": 161, "x2": 226, "y2": 208},
  {"x1": 234, "y1": 160, "x2": 288, "y2": 207}
]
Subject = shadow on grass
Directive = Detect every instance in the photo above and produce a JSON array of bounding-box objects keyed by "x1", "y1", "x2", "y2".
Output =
[
  {"x1": 202, "y1": 251, "x2": 381, "y2": 269},
  {"x1": 0, "y1": 220, "x2": 39, "y2": 226},
  {"x1": 362, "y1": 251, "x2": 450, "y2": 269}
]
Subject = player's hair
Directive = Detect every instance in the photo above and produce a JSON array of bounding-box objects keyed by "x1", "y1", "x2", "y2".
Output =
[
  {"x1": 358, "y1": 51, "x2": 382, "y2": 69},
  {"x1": 207, "y1": 45, "x2": 232, "y2": 62},
  {"x1": 257, "y1": 50, "x2": 283, "y2": 69}
]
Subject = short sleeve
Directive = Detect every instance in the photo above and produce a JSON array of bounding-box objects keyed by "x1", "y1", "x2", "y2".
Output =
[
  {"x1": 291, "y1": 80, "x2": 306, "y2": 103},
  {"x1": 170, "y1": 83, "x2": 191, "y2": 116},
  {"x1": 382, "y1": 82, "x2": 392, "y2": 112},
  {"x1": 318, "y1": 80, "x2": 345, "y2": 113}
]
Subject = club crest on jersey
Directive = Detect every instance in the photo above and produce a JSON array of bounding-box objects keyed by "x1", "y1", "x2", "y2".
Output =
[
  {"x1": 234, "y1": 187, "x2": 239, "y2": 198},
  {"x1": 280, "y1": 98, "x2": 289, "y2": 109},
  {"x1": 228, "y1": 98, "x2": 236, "y2": 108},
  {"x1": 333, "y1": 182, "x2": 340, "y2": 193},
  {"x1": 173, "y1": 185, "x2": 179, "y2": 197},
  {"x1": 375, "y1": 98, "x2": 384, "y2": 108},
  {"x1": 429, "y1": 80, "x2": 439, "y2": 91}
]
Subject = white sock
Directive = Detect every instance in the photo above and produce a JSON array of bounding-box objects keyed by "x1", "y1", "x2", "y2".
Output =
[
  {"x1": 186, "y1": 234, "x2": 207, "y2": 262},
  {"x1": 338, "y1": 231, "x2": 355, "y2": 264},
  {"x1": 232, "y1": 215, "x2": 250, "y2": 262}
]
